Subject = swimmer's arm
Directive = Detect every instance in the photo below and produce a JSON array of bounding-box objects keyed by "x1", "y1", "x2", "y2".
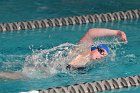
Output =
[
  {"x1": 80, "y1": 28, "x2": 127, "y2": 44},
  {"x1": 0, "y1": 71, "x2": 25, "y2": 79}
]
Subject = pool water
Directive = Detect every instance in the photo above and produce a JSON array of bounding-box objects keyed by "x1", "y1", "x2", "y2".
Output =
[
  {"x1": 0, "y1": 0, "x2": 140, "y2": 93},
  {"x1": 0, "y1": 0, "x2": 140, "y2": 23},
  {"x1": 0, "y1": 19, "x2": 140, "y2": 93}
]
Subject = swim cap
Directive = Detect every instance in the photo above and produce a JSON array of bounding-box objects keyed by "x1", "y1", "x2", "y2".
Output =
[{"x1": 91, "y1": 44, "x2": 109, "y2": 53}]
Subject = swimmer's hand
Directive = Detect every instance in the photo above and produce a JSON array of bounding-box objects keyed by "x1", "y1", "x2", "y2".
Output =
[{"x1": 117, "y1": 31, "x2": 128, "y2": 44}]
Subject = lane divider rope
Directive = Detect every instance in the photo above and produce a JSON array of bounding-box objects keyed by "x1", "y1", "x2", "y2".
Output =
[
  {"x1": 0, "y1": 9, "x2": 140, "y2": 32},
  {"x1": 21, "y1": 75, "x2": 140, "y2": 93}
]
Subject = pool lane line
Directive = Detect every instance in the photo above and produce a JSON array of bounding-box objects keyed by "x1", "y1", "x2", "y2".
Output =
[
  {"x1": 21, "y1": 75, "x2": 140, "y2": 93},
  {"x1": 0, "y1": 9, "x2": 140, "y2": 32}
]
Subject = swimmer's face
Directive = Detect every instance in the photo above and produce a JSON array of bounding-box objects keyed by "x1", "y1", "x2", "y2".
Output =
[{"x1": 90, "y1": 48, "x2": 108, "y2": 60}]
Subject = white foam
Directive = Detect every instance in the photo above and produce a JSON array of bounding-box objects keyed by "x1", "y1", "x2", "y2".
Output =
[
  {"x1": 20, "y1": 90, "x2": 39, "y2": 93},
  {"x1": 21, "y1": 43, "x2": 76, "y2": 78}
]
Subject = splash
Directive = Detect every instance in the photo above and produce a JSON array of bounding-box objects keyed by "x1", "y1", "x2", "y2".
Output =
[
  {"x1": 22, "y1": 43, "x2": 77, "y2": 78},
  {"x1": 0, "y1": 54, "x2": 25, "y2": 71}
]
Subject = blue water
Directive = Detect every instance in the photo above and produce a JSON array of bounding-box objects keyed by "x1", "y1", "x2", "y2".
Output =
[
  {"x1": 0, "y1": 20, "x2": 140, "y2": 93},
  {"x1": 0, "y1": 0, "x2": 140, "y2": 23},
  {"x1": 0, "y1": 0, "x2": 140, "y2": 93}
]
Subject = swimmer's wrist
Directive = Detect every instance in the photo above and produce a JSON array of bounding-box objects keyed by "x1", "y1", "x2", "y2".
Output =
[{"x1": 117, "y1": 30, "x2": 122, "y2": 36}]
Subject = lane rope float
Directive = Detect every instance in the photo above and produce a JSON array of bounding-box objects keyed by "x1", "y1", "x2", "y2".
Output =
[{"x1": 0, "y1": 9, "x2": 140, "y2": 32}]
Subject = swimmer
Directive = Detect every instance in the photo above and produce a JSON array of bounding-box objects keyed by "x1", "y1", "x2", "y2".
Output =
[
  {"x1": 67, "y1": 28, "x2": 127, "y2": 69},
  {"x1": 0, "y1": 28, "x2": 127, "y2": 79}
]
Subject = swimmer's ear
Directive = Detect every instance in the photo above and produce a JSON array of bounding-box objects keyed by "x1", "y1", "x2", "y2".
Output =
[{"x1": 104, "y1": 53, "x2": 108, "y2": 56}]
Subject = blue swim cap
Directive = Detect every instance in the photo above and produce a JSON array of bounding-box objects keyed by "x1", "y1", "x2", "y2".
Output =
[{"x1": 91, "y1": 44, "x2": 109, "y2": 53}]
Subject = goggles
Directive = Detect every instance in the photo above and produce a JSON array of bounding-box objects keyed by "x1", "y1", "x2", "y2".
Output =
[{"x1": 97, "y1": 47, "x2": 105, "y2": 55}]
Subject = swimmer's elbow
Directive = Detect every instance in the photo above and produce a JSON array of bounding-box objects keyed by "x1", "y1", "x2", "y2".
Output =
[{"x1": 80, "y1": 31, "x2": 93, "y2": 44}]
